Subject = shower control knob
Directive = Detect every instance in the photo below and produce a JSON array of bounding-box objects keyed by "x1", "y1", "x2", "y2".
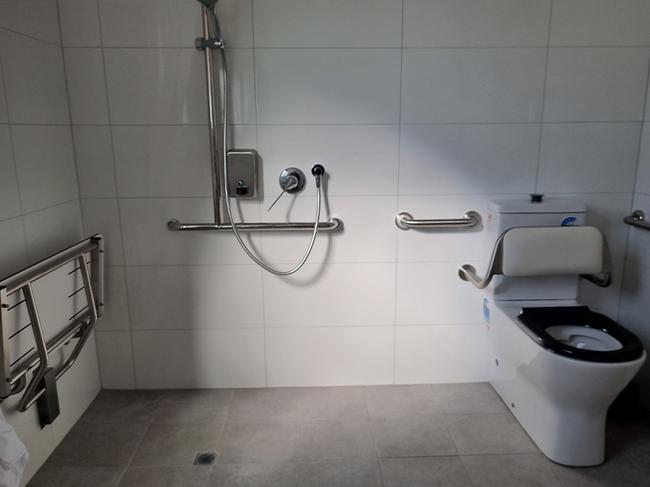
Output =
[{"x1": 311, "y1": 164, "x2": 325, "y2": 177}]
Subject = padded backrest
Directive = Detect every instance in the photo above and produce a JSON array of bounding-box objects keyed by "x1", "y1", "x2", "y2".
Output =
[{"x1": 501, "y1": 226, "x2": 603, "y2": 277}]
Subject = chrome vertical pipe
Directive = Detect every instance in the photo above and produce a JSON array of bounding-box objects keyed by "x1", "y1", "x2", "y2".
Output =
[{"x1": 200, "y1": 6, "x2": 223, "y2": 223}]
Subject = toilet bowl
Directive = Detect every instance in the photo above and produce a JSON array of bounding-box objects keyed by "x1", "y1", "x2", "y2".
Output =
[
  {"x1": 461, "y1": 197, "x2": 646, "y2": 467},
  {"x1": 486, "y1": 300, "x2": 645, "y2": 466}
]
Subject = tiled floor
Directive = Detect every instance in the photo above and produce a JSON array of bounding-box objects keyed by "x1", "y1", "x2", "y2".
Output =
[{"x1": 29, "y1": 383, "x2": 650, "y2": 486}]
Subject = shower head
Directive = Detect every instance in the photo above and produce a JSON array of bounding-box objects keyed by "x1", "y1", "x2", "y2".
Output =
[{"x1": 196, "y1": 0, "x2": 219, "y2": 8}]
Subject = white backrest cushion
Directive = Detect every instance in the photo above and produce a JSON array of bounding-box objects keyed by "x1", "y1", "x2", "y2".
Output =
[{"x1": 501, "y1": 226, "x2": 603, "y2": 277}]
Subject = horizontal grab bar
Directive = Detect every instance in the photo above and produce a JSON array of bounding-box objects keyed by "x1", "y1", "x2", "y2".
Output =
[
  {"x1": 624, "y1": 210, "x2": 650, "y2": 231},
  {"x1": 167, "y1": 218, "x2": 344, "y2": 232},
  {"x1": 395, "y1": 211, "x2": 481, "y2": 230}
]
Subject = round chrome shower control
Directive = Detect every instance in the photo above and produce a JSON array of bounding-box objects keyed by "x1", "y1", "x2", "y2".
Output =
[
  {"x1": 279, "y1": 167, "x2": 306, "y2": 194},
  {"x1": 267, "y1": 167, "x2": 307, "y2": 212}
]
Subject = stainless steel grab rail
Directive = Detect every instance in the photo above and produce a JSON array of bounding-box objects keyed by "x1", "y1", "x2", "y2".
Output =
[
  {"x1": 624, "y1": 210, "x2": 650, "y2": 231},
  {"x1": 395, "y1": 211, "x2": 481, "y2": 230},
  {"x1": 167, "y1": 218, "x2": 343, "y2": 232}
]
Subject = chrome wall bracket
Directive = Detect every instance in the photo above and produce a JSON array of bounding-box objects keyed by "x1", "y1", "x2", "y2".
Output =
[
  {"x1": 395, "y1": 211, "x2": 481, "y2": 230},
  {"x1": 624, "y1": 210, "x2": 650, "y2": 231}
]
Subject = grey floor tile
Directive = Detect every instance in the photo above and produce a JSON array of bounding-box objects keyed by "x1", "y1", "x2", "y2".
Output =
[
  {"x1": 461, "y1": 453, "x2": 562, "y2": 487},
  {"x1": 117, "y1": 466, "x2": 210, "y2": 487},
  {"x1": 130, "y1": 421, "x2": 223, "y2": 466},
  {"x1": 299, "y1": 386, "x2": 368, "y2": 420},
  {"x1": 294, "y1": 459, "x2": 382, "y2": 487},
  {"x1": 294, "y1": 419, "x2": 375, "y2": 462},
  {"x1": 152, "y1": 389, "x2": 233, "y2": 424},
  {"x1": 81, "y1": 390, "x2": 164, "y2": 424},
  {"x1": 430, "y1": 383, "x2": 507, "y2": 414},
  {"x1": 371, "y1": 415, "x2": 457, "y2": 458},
  {"x1": 447, "y1": 413, "x2": 538, "y2": 455},
  {"x1": 229, "y1": 388, "x2": 302, "y2": 422},
  {"x1": 47, "y1": 422, "x2": 148, "y2": 467},
  {"x1": 208, "y1": 463, "x2": 297, "y2": 487},
  {"x1": 28, "y1": 466, "x2": 125, "y2": 487},
  {"x1": 218, "y1": 421, "x2": 299, "y2": 464},
  {"x1": 380, "y1": 456, "x2": 473, "y2": 487},
  {"x1": 365, "y1": 385, "x2": 436, "y2": 418},
  {"x1": 551, "y1": 452, "x2": 650, "y2": 487}
]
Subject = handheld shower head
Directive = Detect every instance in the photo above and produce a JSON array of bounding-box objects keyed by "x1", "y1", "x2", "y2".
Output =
[{"x1": 196, "y1": 0, "x2": 218, "y2": 8}]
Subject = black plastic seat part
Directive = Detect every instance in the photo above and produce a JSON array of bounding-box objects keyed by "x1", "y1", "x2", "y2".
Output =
[{"x1": 517, "y1": 306, "x2": 644, "y2": 363}]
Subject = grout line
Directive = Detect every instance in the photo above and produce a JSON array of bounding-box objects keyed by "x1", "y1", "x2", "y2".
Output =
[
  {"x1": 249, "y1": 0, "x2": 268, "y2": 388},
  {"x1": 391, "y1": 0, "x2": 406, "y2": 385},
  {"x1": 80, "y1": 44, "x2": 650, "y2": 50},
  {"x1": 0, "y1": 25, "x2": 61, "y2": 47},
  {"x1": 533, "y1": 0, "x2": 555, "y2": 193},
  {"x1": 94, "y1": 0, "x2": 138, "y2": 389}
]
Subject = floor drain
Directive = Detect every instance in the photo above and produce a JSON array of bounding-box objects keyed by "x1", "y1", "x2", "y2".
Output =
[{"x1": 193, "y1": 452, "x2": 217, "y2": 466}]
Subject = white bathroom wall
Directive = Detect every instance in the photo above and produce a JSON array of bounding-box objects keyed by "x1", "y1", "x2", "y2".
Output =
[
  {"x1": 59, "y1": 0, "x2": 650, "y2": 389},
  {"x1": 0, "y1": 0, "x2": 100, "y2": 483},
  {"x1": 619, "y1": 64, "x2": 650, "y2": 407}
]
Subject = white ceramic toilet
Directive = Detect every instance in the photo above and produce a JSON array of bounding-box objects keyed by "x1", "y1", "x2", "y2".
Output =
[{"x1": 459, "y1": 196, "x2": 646, "y2": 467}]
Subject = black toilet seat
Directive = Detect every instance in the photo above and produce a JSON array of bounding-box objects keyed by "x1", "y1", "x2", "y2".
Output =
[{"x1": 517, "y1": 306, "x2": 644, "y2": 363}]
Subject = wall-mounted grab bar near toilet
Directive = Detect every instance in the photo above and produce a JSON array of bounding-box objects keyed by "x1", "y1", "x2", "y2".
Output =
[
  {"x1": 624, "y1": 210, "x2": 650, "y2": 231},
  {"x1": 395, "y1": 211, "x2": 481, "y2": 230}
]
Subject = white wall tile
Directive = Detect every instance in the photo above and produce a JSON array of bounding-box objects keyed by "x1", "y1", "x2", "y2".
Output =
[
  {"x1": 0, "y1": 217, "x2": 27, "y2": 278},
  {"x1": 216, "y1": 0, "x2": 254, "y2": 48},
  {"x1": 399, "y1": 124, "x2": 539, "y2": 194},
  {"x1": 12, "y1": 125, "x2": 78, "y2": 213},
  {"x1": 119, "y1": 197, "x2": 261, "y2": 265},
  {"x1": 257, "y1": 125, "x2": 399, "y2": 196},
  {"x1": 402, "y1": 49, "x2": 545, "y2": 123},
  {"x1": 58, "y1": 0, "x2": 101, "y2": 47},
  {"x1": 626, "y1": 193, "x2": 650, "y2": 269},
  {"x1": 397, "y1": 195, "x2": 491, "y2": 262},
  {"x1": 132, "y1": 329, "x2": 265, "y2": 388},
  {"x1": 96, "y1": 331, "x2": 136, "y2": 389},
  {"x1": 99, "y1": 0, "x2": 201, "y2": 47},
  {"x1": 548, "y1": 193, "x2": 634, "y2": 261},
  {"x1": 256, "y1": 49, "x2": 401, "y2": 124},
  {"x1": 396, "y1": 262, "x2": 483, "y2": 325},
  {"x1": 404, "y1": 0, "x2": 551, "y2": 48},
  {"x1": 1, "y1": 43, "x2": 69, "y2": 124},
  {"x1": 636, "y1": 124, "x2": 650, "y2": 195},
  {"x1": 260, "y1": 196, "x2": 397, "y2": 264},
  {"x1": 395, "y1": 324, "x2": 489, "y2": 384},
  {"x1": 0, "y1": 125, "x2": 21, "y2": 221},
  {"x1": 73, "y1": 125, "x2": 117, "y2": 198},
  {"x1": 63, "y1": 48, "x2": 109, "y2": 124},
  {"x1": 253, "y1": 0, "x2": 402, "y2": 48},
  {"x1": 543, "y1": 48, "x2": 649, "y2": 122},
  {"x1": 266, "y1": 326, "x2": 394, "y2": 386},
  {"x1": 222, "y1": 49, "x2": 257, "y2": 124},
  {"x1": 538, "y1": 123, "x2": 642, "y2": 193},
  {"x1": 97, "y1": 266, "x2": 131, "y2": 332},
  {"x1": 52, "y1": 333, "x2": 101, "y2": 442},
  {"x1": 23, "y1": 200, "x2": 83, "y2": 264},
  {"x1": 263, "y1": 263, "x2": 395, "y2": 326},
  {"x1": 0, "y1": 0, "x2": 60, "y2": 44},
  {"x1": 113, "y1": 125, "x2": 211, "y2": 197},
  {"x1": 104, "y1": 48, "x2": 207, "y2": 124},
  {"x1": 81, "y1": 198, "x2": 124, "y2": 266},
  {"x1": 550, "y1": 0, "x2": 650, "y2": 47},
  {"x1": 126, "y1": 265, "x2": 263, "y2": 330}
]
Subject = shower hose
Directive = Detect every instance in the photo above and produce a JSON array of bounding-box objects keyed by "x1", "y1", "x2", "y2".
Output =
[{"x1": 217, "y1": 49, "x2": 322, "y2": 276}]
